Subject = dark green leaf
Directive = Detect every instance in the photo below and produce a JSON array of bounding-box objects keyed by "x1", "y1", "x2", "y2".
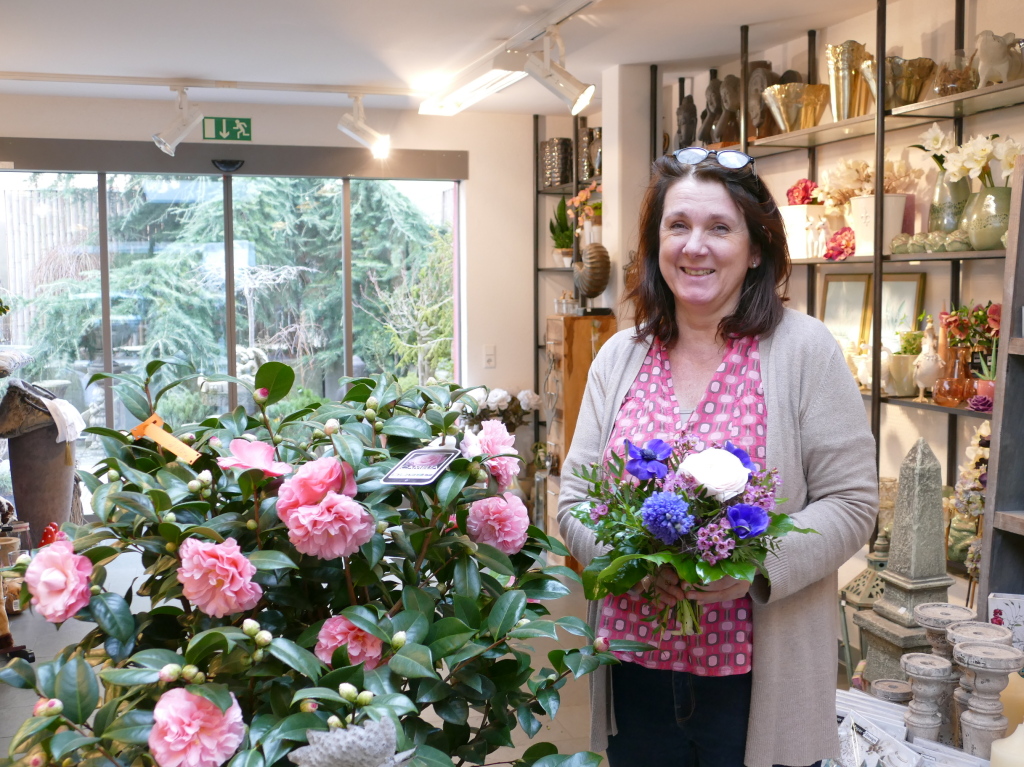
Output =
[
  {"x1": 269, "y1": 712, "x2": 326, "y2": 742},
  {"x1": 555, "y1": 616, "x2": 594, "y2": 640},
  {"x1": 0, "y1": 658, "x2": 35, "y2": 689},
  {"x1": 607, "y1": 639, "x2": 657, "y2": 653},
  {"x1": 522, "y1": 742, "x2": 559, "y2": 763},
  {"x1": 487, "y1": 590, "x2": 527, "y2": 639},
  {"x1": 92, "y1": 698, "x2": 122, "y2": 736},
  {"x1": 390, "y1": 611, "x2": 430, "y2": 645},
  {"x1": 90, "y1": 592, "x2": 135, "y2": 643},
  {"x1": 410, "y1": 745, "x2": 456, "y2": 767},
  {"x1": 509, "y1": 620, "x2": 559, "y2": 640},
  {"x1": 453, "y1": 595, "x2": 480, "y2": 629},
  {"x1": 35, "y1": 660, "x2": 64, "y2": 698},
  {"x1": 340, "y1": 606, "x2": 392, "y2": 644},
  {"x1": 105, "y1": 709, "x2": 155, "y2": 744},
  {"x1": 537, "y1": 686, "x2": 560, "y2": 718},
  {"x1": 474, "y1": 543, "x2": 514, "y2": 576},
  {"x1": 55, "y1": 657, "x2": 100, "y2": 724},
  {"x1": 563, "y1": 652, "x2": 600, "y2": 680},
  {"x1": 49, "y1": 732, "x2": 100, "y2": 760},
  {"x1": 228, "y1": 750, "x2": 265, "y2": 767},
  {"x1": 372, "y1": 692, "x2": 417, "y2": 717},
  {"x1": 186, "y1": 682, "x2": 233, "y2": 712},
  {"x1": 380, "y1": 416, "x2": 432, "y2": 439},
  {"x1": 434, "y1": 696, "x2": 468, "y2": 725},
  {"x1": 185, "y1": 630, "x2": 229, "y2": 665},
  {"x1": 436, "y1": 471, "x2": 469, "y2": 509},
  {"x1": 519, "y1": 576, "x2": 572, "y2": 601},
  {"x1": 246, "y1": 550, "x2": 298, "y2": 570},
  {"x1": 10, "y1": 716, "x2": 59, "y2": 752},
  {"x1": 130, "y1": 649, "x2": 183, "y2": 669},
  {"x1": 426, "y1": 617, "x2": 475, "y2": 659},
  {"x1": 401, "y1": 586, "x2": 436, "y2": 618},
  {"x1": 254, "y1": 361, "x2": 295, "y2": 406},
  {"x1": 334, "y1": 434, "x2": 365, "y2": 468},
  {"x1": 98, "y1": 668, "x2": 160, "y2": 686},
  {"x1": 108, "y1": 491, "x2": 158, "y2": 521},
  {"x1": 267, "y1": 638, "x2": 324, "y2": 682},
  {"x1": 517, "y1": 704, "x2": 542, "y2": 738},
  {"x1": 290, "y1": 687, "x2": 345, "y2": 705},
  {"x1": 414, "y1": 678, "x2": 450, "y2": 704},
  {"x1": 453, "y1": 556, "x2": 480, "y2": 599},
  {"x1": 388, "y1": 643, "x2": 437, "y2": 679},
  {"x1": 114, "y1": 383, "x2": 151, "y2": 421},
  {"x1": 360, "y1": 533, "x2": 386, "y2": 569}
]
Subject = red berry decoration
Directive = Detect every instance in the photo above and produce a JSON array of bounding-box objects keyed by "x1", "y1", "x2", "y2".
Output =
[{"x1": 38, "y1": 522, "x2": 69, "y2": 546}]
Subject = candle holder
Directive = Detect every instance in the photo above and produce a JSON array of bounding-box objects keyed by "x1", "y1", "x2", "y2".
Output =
[
  {"x1": 946, "y1": 620, "x2": 1014, "y2": 747},
  {"x1": 914, "y1": 603, "x2": 977, "y2": 743},
  {"x1": 901, "y1": 652, "x2": 953, "y2": 742},
  {"x1": 954, "y1": 641, "x2": 1024, "y2": 759},
  {"x1": 871, "y1": 678, "x2": 912, "y2": 704}
]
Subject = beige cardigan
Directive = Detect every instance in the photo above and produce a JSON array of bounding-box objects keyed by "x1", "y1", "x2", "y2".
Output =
[{"x1": 557, "y1": 309, "x2": 878, "y2": 767}]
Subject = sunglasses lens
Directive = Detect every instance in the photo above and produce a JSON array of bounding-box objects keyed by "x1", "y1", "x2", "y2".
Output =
[
  {"x1": 717, "y1": 151, "x2": 751, "y2": 169},
  {"x1": 675, "y1": 148, "x2": 709, "y2": 165}
]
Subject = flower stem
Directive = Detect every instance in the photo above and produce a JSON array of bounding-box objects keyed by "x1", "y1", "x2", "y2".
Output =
[{"x1": 342, "y1": 556, "x2": 357, "y2": 606}]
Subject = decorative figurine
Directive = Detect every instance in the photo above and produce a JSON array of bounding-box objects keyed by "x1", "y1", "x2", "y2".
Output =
[
  {"x1": 713, "y1": 75, "x2": 742, "y2": 144},
  {"x1": 913, "y1": 316, "x2": 945, "y2": 402},
  {"x1": 976, "y1": 30, "x2": 1024, "y2": 86},
  {"x1": 697, "y1": 76, "x2": 723, "y2": 146},
  {"x1": 675, "y1": 94, "x2": 698, "y2": 149},
  {"x1": 748, "y1": 61, "x2": 780, "y2": 138}
]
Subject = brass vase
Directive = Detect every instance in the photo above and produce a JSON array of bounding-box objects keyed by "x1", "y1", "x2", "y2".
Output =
[
  {"x1": 826, "y1": 40, "x2": 875, "y2": 120},
  {"x1": 860, "y1": 56, "x2": 936, "y2": 109},
  {"x1": 762, "y1": 83, "x2": 830, "y2": 133}
]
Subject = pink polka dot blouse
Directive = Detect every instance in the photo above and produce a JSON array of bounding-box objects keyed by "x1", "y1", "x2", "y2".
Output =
[{"x1": 596, "y1": 335, "x2": 766, "y2": 676}]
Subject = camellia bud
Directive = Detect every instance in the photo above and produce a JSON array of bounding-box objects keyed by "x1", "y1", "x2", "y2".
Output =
[
  {"x1": 376, "y1": 520, "x2": 388, "y2": 534},
  {"x1": 209, "y1": 436, "x2": 222, "y2": 447},
  {"x1": 312, "y1": 429, "x2": 325, "y2": 439},
  {"x1": 253, "y1": 387, "x2": 270, "y2": 404},
  {"x1": 338, "y1": 683, "x2": 359, "y2": 702},
  {"x1": 299, "y1": 700, "x2": 318, "y2": 713},
  {"x1": 365, "y1": 396, "x2": 379, "y2": 410},
  {"x1": 594, "y1": 637, "x2": 610, "y2": 653},
  {"x1": 425, "y1": 377, "x2": 437, "y2": 386},
  {"x1": 163, "y1": 512, "x2": 176, "y2": 524},
  {"x1": 33, "y1": 698, "x2": 63, "y2": 717},
  {"x1": 252, "y1": 649, "x2": 265, "y2": 662},
  {"x1": 254, "y1": 630, "x2": 273, "y2": 647},
  {"x1": 197, "y1": 470, "x2": 213, "y2": 486},
  {"x1": 165, "y1": 542, "x2": 177, "y2": 553},
  {"x1": 246, "y1": 519, "x2": 258, "y2": 530},
  {"x1": 28, "y1": 752, "x2": 45, "y2": 767},
  {"x1": 15, "y1": 553, "x2": 31, "y2": 566},
  {"x1": 180, "y1": 664, "x2": 199, "y2": 681},
  {"x1": 242, "y1": 433, "x2": 257, "y2": 442},
  {"x1": 187, "y1": 480, "x2": 202, "y2": 493},
  {"x1": 374, "y1": 421, "x2": 384, "y2": 433},
  {"x1": 327, "y1": 715, "x2": 342, "y2": 729},
  {"x1": 324, "y1": 419, "x2": 340, "y2": 435},
  {"x1": 180, "y1": 433, "x2": 196, "y2": 445},
  {"x1": 242, "y1": 619, "x2": 261, "y2": 637},
  {"x1": 363, "y1": 408, "x2": 376, "y2": 421},
  {"x1": 272, "y1": 434, "x2": 283, "y2": 445},
  {"x1": 105, "y1": 469, "x2": 120, "y2": 483},
  {"x1": 390, "y1": 631, "x2": 407, "y2": 650},
  {"x1": 191, "y1": 671, "x2": 206, "y2": 684},
  {"x1": 158, "y1": 664, "x2": 182, "y2": 683},
  {"x1": 90, "y1": 585, "x2": 101, "y2": 595},
  {"x1": 355, "y1": 690, "x2": 375, "y2": 706},
  {"x1": 515, "y1": 618, "x2": 530, "y2": 628}
]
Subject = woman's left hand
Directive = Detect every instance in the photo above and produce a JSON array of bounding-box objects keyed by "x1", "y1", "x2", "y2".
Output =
[{"x1": 683, "y1": 576, "x2": 751, "y2": 604}]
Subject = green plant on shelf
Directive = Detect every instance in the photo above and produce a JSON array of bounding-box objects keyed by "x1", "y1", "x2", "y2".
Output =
[
  {"x1": 549, "y1": 197, "x2": 574, "y2": 249},
  {"x1": 897, "y1": 330, "x2": 924, "y2": 356}
]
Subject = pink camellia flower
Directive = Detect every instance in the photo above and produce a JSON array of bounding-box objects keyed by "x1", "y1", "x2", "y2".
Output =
[
  {"x1": 176, "y1": 538, "x2": 262, "y2": 618},
  {"x1": 216, "y1": 439, "x2": 292, "y2": 477},
  {"x1": 987, "y1": 302, "x2": 1001, "y2": 337},
  {"x1": 461, "y1": 420, "x2": 521, "y2": 491},
  {"x1": 149, "y1": 687, "x2": 244, "y2": 767},
  {"x1": 277, "y1": 456, "x2": 357, "y2": 517},
  {"x1": 24, "y1": 540, "x2": 93, "y2": 623},
  {"x1": 467, "y1": 492, "x2": 530, "y2": 555},
  {"x1": 314, "y1": 615, "x2": 382, "y2": 668},
  {"x1": 278, "y1": 492, "x2": 375, "y2": 560}
]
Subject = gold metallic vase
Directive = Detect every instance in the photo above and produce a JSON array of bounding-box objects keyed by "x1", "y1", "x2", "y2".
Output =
[
  {"x1": 861, "y1": 56, "x2": 935, "y2": 109},
  {"x1": 762, "y1": 83, "x2": 831, "y2": 132},
  {"x1": 826, "y1": 40, "x2": 875, "y2": 120}
]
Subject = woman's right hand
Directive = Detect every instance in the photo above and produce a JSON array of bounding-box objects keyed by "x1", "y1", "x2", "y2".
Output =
[{"x1": 650, "y1": 565, "x2": 688, "y2": 607}]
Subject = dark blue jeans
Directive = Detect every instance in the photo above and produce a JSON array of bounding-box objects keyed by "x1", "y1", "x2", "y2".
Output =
[{"x1": 606, "y1": 661, "x2": 821, "y2": 767}]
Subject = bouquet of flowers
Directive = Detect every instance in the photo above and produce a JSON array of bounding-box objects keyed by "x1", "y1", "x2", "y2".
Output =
[
  {"x1": 944, "y1": 134, "x2": 1021, "y2": 186},
  {"x1": 570, "y1": 436, "x2": 813, "y2": 636}
]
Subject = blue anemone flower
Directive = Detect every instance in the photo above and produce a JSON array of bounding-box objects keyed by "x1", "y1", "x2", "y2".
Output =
[
  {"x1": 724, "y1": 441, "x2": 756, "y2": 471},
  {"x1": 726, "y1": 503, "x2": 770, "y2": 539},
  {"x1": 625, "y1": 438, "x2": 672, "y2": 481}
]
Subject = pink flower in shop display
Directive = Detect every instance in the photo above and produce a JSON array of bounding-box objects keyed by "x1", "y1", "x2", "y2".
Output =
[
  {"x1": 216, "y1": 439, "x2": 293, "y2": 477},
  {"x1": 460, "y1": 420, "x2": 521, "y2": 491},
  {"x1": 823, "y1": 227, "x2": 855, "y2": 262},
  {"x1": 467, "y1": 492, "x2": 530, "y2": 555},
  {"x1": 148, "y1": 687, "x2": 244, "y2": 767},
  {"x1": 176, "y1": 538, "x2": 262, "y2": 618},
  {"x1": 277, "y1": 456, "x2": 357, "y2": 517},
  {"x1": 24, "y1": 540, "x2": 93, "y2": 623},
  {"x1": 315, "y1": 615, "x2": 383, "y2": 668},
  {"x1": 279, "y1": 492, "x2": 375, "y2": 560}
]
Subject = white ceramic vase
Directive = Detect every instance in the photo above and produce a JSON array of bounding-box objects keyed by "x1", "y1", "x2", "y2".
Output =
[
  {"x1": 849, "y1": 194, "x2": 909, "y2": 256},
  {"x1": 779, "y1": 204, "x2": 827, "y2": 260},
  {"x1": 888, "y1": 354, "x2": 919, "y2": 397}
]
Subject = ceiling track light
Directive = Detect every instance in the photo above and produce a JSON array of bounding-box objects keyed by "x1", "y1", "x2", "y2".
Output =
[
  {"x1": 152, "y1": 87, "x2": 204, "y2": 156},
  {"x1": 524, "y1": 27, "x2": 595, "y2": 115},
  {"x1": 338, "y1": 95, "x2": 390, "y2": 159}
]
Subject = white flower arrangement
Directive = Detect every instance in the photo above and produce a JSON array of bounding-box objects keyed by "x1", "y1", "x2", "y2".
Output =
[
  {"x1": 944, "y1": 134, "x2": 1020, "y2": 186},
  {"x1": 813, "y1": 155, "x2": 922, "y2": 211},
  {"x1": 464, "y1": 386, "x2": 541, "y2": 432}
]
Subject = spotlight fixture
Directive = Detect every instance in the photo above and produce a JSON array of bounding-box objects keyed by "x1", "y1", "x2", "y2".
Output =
[
  {"x1": 152, "y1": 87, "x2": 204, "y2": 157},
  {"x1": 523, "y1": 29, "x2": 595, "y2": 115},
  {"x1": 338, "y1": 95, "x2": 390, "y2": 159},
  {"x1": 418, "y1": 51, "x2": 529, "y2": 116}
]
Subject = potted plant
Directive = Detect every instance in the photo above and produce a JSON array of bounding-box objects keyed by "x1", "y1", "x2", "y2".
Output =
[
  {"x1": 779, "y1": 178, "x2": 826, "y2": 260},
  {"x1": 549, "y1": 196, "x2": 574, "y2": 266},
  {"x1": 889, "y1": 325, "x2": 924, "y2": 397}
]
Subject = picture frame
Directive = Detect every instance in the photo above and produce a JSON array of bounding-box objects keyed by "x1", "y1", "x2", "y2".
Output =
[
  {"x1": 879, "y1": 273, "x2": 926, "y2": 351},
  {"x1": 821, "y1": 274, "x2": 872, "y2": 350}
]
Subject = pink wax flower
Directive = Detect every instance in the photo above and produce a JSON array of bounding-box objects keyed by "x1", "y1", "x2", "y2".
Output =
[
  {"x1": 461, "y1": 420, "x2": 521, "y2": 491},
  {"x1": 149, "y1": 687, "x2": 244, "y2": 767},
  {"x1": 277, "y1": 456, "x2": 357, "y2": 517},
  {"x1": 216, "y1": 439, "x2": 292, "y2": 477},
  {"x1": 467, "y1": 492, "x2": 530, "y2": 555},
  {"x1": 315, "y1": 615, "x2": 383, "y2": 668},
  {"x1": 24, "y1": 540, "x2": 93, "y2": 623},
  {"x1": 176, "y1": 538, "x2": 262, "y2": 618},
  {"x1": 279, "y1": 492, "x2": 375, "y2": 560},
  {"x1": 823, "y1": 227, "x2": 855, "y2": 262}
]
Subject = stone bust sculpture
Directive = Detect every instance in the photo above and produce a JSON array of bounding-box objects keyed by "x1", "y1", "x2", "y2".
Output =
[
  {"x1": 675, "y1": 94, "x2": 697, "y2": 149},
  {"x1": 697, "y1": 77, "x2": 722, "y2": 146},
  {"x1": 712, "y1": 74, "x2": 741, "y2": 144}
]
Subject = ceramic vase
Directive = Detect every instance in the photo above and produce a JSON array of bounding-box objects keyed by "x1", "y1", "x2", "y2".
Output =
[
  {"x1": 888, "y1": 355, "x2": 919, "y2": 397},
  {"x1": 850, "y1": 194, "x2": 908, "y2": 256},
  {"x1": 552, "y1": 247, "x2": 574, "y2": 268},
  {"x1": 961, "y1": 187, "x2": 1013, "y2": 251},
  {"x1": 929, "y1": 170, "x2": 972, "y2": 234},
  {"x1": 779, "y1": 204, "x2": 827, "y2": 260}
]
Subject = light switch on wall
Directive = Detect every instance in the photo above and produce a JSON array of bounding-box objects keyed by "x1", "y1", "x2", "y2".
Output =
[{"x1": 483, "y1": 344, "x2": 496, "y2": 369}]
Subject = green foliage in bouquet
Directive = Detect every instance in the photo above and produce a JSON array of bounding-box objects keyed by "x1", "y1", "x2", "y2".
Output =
[{"x1": 0, "y1": 361, "x2": 644, "y2": 767}]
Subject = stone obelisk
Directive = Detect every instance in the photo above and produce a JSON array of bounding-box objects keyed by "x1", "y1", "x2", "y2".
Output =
[{"x1": 854, "y1": 439, "x2": 954, "y2": 683}]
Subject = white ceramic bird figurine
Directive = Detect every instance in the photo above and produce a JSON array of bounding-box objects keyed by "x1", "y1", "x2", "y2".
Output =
[{"x1": 913, "y1": 316, "x2": 945, "y2": 402}]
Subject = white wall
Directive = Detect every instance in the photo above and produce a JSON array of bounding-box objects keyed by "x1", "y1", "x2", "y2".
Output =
[{"x1": 0, "y1": 93, "x2": 537, "y2": 394}]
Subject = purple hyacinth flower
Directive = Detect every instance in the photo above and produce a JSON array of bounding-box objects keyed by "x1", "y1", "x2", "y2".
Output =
[
  {"x1": 625, "y1": 438, "x2": 672, "y2": 481},
  {"x1": 640, "y1": 492, "x2": 693, "y2": 545},
  {"x1": 726, "y1": 503, "x2": 770, "y2": 539},
  {"x1": 724, "y1": 440, "x2": 756, "y2": 471}
]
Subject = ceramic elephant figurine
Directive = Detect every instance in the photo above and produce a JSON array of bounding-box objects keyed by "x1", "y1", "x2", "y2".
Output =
[{"x1": 976, "y1": 30, "x2": 1024, "y2": 86}]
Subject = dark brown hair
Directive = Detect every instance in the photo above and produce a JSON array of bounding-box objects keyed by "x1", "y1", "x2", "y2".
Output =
[{"x1": 624, "y1": 153, "x2": 791, "y2": 347}]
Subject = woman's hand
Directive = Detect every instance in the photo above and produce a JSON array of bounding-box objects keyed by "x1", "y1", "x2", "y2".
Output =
[
  {"x1": 647, "y1": 565, "x2": 688, "y2": 607},
  {"x1": 683, "y1": 575, "x2": 751, "y2": 604}
]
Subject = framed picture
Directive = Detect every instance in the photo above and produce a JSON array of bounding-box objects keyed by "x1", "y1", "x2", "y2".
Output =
[
  {"x1": 880, "y1": 273, "x2": 926, "y2": 351},
  {"x1": 821, "y1": 274, "x2": 872, "y2": 350}
]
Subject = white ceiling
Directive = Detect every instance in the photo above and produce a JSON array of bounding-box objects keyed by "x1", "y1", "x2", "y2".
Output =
[{"x1": 0, "y1": 0, "x2": 876, "y2": 115}]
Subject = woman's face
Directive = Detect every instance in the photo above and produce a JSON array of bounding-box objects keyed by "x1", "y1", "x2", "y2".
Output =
[{"x1": 657, "y1": 176, "x2": 757, "y2": 322}]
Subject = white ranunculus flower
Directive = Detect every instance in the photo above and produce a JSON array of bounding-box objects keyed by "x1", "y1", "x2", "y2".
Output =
[
  {"x1": 517, "y1": 389, "x2": 542, "y2": 411},
  {"x1": 680, "y1": 448, "x2": 751, "y2": 502},
  {"x1": 486, "y1": 388, "x2": 511, "y2": 411}
]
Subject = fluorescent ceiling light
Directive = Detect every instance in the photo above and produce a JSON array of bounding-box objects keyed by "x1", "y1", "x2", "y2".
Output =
[
  {"x1": 419, "y1": 51, "x2": 529, "y2": 116},
  {"x1": 152, "y1": 87, "x2": 203, "y2": 156},
  {"x1": 338, "y1": 95, "x2": 390, "y2": 159},
  {"x1": 524, "y1": 53, "x2": 595, "y2": 115}
]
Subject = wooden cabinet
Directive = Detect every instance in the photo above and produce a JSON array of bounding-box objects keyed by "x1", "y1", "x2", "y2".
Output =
[{"x1": 543, "y1": 314, "x2": 617, "y2": 474}]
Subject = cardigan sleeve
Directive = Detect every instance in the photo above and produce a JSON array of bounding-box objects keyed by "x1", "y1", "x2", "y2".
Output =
[
  {"x1": 556, "y1": 344, "x2": 618, "y2": 568},
  {"x1": 750, "y1": 337, "x2": 878, "y2": 605}
]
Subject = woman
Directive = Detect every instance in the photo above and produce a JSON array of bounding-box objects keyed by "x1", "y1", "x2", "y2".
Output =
[{"x1": 557, "y1": 148, "x2": 878, "y2": 767}]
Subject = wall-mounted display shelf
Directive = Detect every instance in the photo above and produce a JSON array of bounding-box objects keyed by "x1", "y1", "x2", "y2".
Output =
[
  {"x1": 790, "y1": 251, "x2": 1005, "y2": 266},
  {"x1": 1006, "y1": 337, "x2": 1024, "y2": 355},
  {"x1": 891, "y1": 79, "x2": 1024, "y2": 121},
  {"x1": 994, "y1": 511, "x2": 1024, "y2": 536},
  {"x1": 749, "y1": 113, "x2": 934, "y2": 156}
]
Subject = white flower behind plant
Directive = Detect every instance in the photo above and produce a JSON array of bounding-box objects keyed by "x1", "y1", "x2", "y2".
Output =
[
  {"x1": 486, "y1": 388, "x2": 511, "y2": 411},
  {"x1": 994, "y1": 137, "x2": 1022, "y2": 182},
  {"x1": 517, "y1": 389, "x2": 542, "y2": 411},
  {"x1": 919, "y1": 123, "x2": 953, "y2": 155}
]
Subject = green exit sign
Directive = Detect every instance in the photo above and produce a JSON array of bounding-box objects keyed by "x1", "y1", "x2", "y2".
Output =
[{"x1": 203, "y1": 117, "x2": 252, "y2": 142}]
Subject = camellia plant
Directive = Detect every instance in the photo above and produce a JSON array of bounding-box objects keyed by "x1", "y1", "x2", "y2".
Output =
[{"x1": 0, "y1": 361, "x2": 641, "y2": 767}]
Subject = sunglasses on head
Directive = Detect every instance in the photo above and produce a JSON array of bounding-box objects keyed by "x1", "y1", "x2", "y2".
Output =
[{"x1": 673, "y1": 147, "x2": 757, "y2": 177}]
